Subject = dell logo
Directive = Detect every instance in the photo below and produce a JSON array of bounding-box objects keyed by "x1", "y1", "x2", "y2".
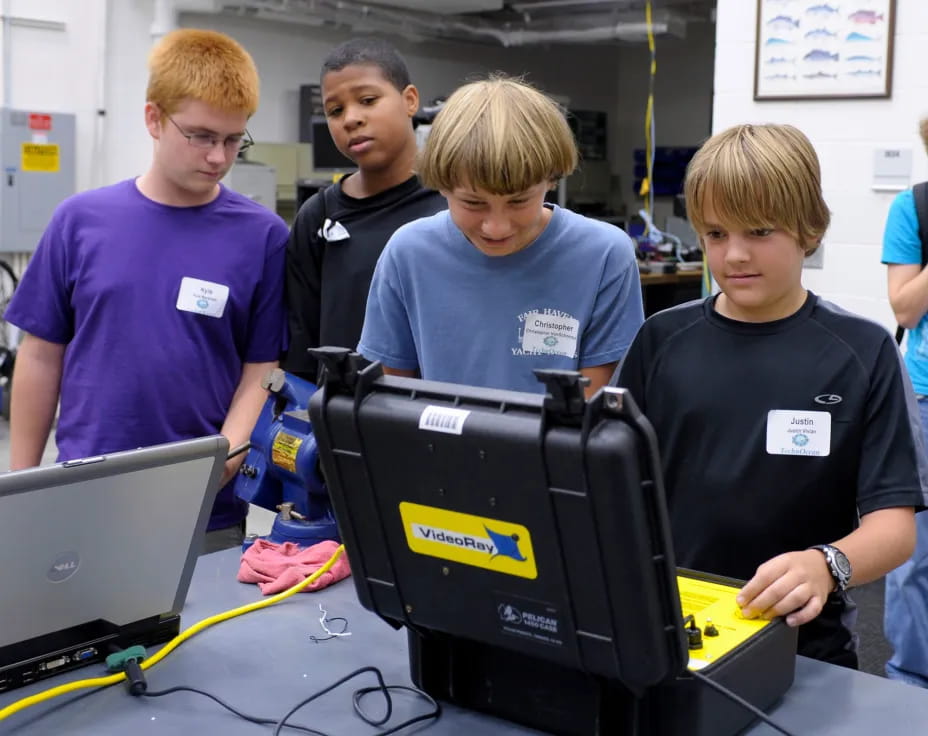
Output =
[
  {"x1": 47, "y1": 551, "x2": 81, "y2": 583},
  {"x1": 814, "y1": 394, "x2": 842, "y2": 405}
]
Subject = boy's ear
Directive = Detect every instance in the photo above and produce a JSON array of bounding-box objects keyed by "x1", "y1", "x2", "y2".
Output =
[
  {"x1": 144, "y1": 102, "x2": 163, "y2": 140},
  {"x1": 403, "y1": 84, "x2": 420, "y2": 118}
]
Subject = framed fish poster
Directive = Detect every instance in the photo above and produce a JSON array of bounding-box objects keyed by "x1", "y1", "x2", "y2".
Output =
[{"x1": 754, "y1": 0, "x2": 895, "y2": 100}]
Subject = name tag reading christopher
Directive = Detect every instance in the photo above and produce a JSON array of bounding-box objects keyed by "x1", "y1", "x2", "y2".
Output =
[
  {"x1": 521, "y1": 310, "x2": 579, "y2": 358},
  {"x1": 765, "y1": 409, "x2": 831, "y2": 457}
]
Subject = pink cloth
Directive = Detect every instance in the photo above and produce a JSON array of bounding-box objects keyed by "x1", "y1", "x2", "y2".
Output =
[{"x1": 237, "y1": 539, "x2": 351, "y2": 595}]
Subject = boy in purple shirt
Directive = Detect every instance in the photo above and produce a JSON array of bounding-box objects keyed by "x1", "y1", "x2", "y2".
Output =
[{"x1": 4, "y1": 29, "x2": 288, "y2": 552}]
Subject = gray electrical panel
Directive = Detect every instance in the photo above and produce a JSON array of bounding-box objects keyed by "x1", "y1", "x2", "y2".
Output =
[
  {"x1": 0, "y1": 108, "x2": 76, "y2": 252},
  {"x1": 224, "y1": 161, "x2": 277, "y2": 212}
]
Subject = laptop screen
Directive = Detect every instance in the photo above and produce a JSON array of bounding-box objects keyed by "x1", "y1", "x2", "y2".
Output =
[{"x1": 0, "y1": 436, "x2": 227, "y2": 654}]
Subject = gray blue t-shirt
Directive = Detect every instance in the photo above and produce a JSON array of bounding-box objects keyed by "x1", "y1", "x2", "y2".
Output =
[
  {"x1": 358, "y1": 205, "x2": 643, "y2": 393},
  {"x1": 4, "y1": 179, "x2": 289, "y2": 529}
]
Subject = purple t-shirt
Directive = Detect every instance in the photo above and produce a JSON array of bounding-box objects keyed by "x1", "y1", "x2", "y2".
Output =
[{"x1": 5, "y1": 179, "x2": 289, "y2": 530}]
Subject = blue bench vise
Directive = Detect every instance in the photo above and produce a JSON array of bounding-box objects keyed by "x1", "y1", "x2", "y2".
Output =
[{"x1": 234, "y1": 368, "x2": 339, "y2": 549}]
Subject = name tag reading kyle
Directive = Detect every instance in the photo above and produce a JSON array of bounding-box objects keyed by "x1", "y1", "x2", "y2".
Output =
[
  {"x1": 766, "y1": 410, "x2": 831, "y2": 457},
  {"x1": 176, "y1": 277, "x2": 229, "y2": 319}
]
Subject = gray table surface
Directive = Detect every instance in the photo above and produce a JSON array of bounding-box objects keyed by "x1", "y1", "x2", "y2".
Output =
[{"x1": 3, "y1": 549, "x2": 928, "y2": 735}]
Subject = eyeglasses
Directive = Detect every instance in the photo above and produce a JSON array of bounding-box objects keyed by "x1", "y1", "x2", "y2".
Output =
[{"x1": 165, "y1": 114, "x2": 254, "y2": 153}]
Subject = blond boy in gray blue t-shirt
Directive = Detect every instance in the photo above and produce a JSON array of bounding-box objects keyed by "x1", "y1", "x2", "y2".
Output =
[{"x1": 358, "y1": 76, "x2": 643, "y2": 396}]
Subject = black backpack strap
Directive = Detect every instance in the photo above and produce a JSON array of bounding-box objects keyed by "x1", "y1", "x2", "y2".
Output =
[{"x1": 895, "y1": 182, "x2": 928, "y2": 344}]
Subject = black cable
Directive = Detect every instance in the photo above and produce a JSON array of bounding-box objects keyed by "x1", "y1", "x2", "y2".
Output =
[
  {"x1": 353, "y1": 684, "x2": 442, "y2": 736},
  {"x1": 690, "y1": 669, "x2": 797, "y2": 736},
  {"x1": 141, "y1": 686, "x2": 331, "y2": 736},
  {"x1": 274, "y1": 666, "x2": 441, "y2": 736},
  {"x1": 227, "y1": 442, "x2": 252, "y2": 460}
]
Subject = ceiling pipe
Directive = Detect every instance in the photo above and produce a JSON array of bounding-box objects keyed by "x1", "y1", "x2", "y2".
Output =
[{"x1": 449, "y1": 19, "x2": 670, "y2": 46}]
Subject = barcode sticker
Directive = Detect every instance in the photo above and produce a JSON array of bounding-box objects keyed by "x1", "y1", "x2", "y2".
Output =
[{"x1": 418, "y1": 405, "x2": 470, "y2": 435}]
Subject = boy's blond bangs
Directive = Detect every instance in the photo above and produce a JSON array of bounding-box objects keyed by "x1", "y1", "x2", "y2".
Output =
[
  {"x1": 685, "y1": 124, "x2": 830, "y2": 254},
  {"x1": 418, "y1": 77, "x2": 577, "y2": 195},
  {"x1": 147, "y1": 29, "x2": 259, "y2": 116}
]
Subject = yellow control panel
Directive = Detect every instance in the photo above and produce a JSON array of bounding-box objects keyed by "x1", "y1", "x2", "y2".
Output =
[{"x1": 678, "y1": 575, "x2": 772, "y2": 671}]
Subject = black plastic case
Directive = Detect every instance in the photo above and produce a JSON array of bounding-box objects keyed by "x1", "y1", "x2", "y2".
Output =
[{"x1": 309, "y1": 351, "x2": 795, "y2": 735}]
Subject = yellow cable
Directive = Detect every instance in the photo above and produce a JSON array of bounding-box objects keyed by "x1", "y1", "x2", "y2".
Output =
[
  {"x1": 641, "y1": 0, "x2": 657, "y2": 230},
  {"x1": 702, "y1": 251, "x2": 712, "y2": 295},
  {"x1": 0, "y1": 544, "x2": 346, "y2": 722}
]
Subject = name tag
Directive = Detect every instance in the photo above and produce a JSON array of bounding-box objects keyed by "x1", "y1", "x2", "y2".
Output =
[
  {"x1": 766, "y1": 410, "x2": 831, "y2": 457},
  {"x1": 176, "y1": 277, "x2": 229, "y2": 319},
  {"x1": 521, "y1": 310, "x2": 579, "y2": 358}
]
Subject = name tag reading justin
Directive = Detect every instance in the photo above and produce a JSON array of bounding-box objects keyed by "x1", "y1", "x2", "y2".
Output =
[
  {"x1": 766, "y1": 410, "x2": 831, "y2": 457},
  {"x1": 176, "y1": 277, "x2": 230, "y2": 319}
]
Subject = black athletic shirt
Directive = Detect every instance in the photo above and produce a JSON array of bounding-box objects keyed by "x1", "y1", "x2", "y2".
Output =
[
  {"x1": 283, "y1": 175, "x2": 445, "y2": 379},
  {"x1": 615, "y1": 292, "x2": 926, "y2": 665}
]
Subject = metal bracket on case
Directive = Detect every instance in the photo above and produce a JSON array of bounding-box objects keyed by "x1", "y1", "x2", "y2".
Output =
[{"x1": 534, "y1": 368, "x2": 589, "y2": 420}]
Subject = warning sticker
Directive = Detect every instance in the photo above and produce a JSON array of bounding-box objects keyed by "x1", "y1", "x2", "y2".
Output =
[
  {"x1": 21, "y1": 143, "x2": 59, "y2": 172},
  {"x1": 28, "y1": 113, "x2": 52, "y2": 131},
  {"x1": 271, "y1": 431, "x2": 303, "y2": 473}
]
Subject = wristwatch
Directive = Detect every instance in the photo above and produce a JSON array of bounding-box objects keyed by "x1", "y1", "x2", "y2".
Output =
[{"x1": 809, "y1": 544, "x2": 852, "y2": 592}]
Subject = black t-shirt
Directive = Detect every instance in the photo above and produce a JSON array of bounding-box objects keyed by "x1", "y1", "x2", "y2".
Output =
[
  {"x1": 283, "y1": 175, "x2": 446, "y2": 379},
  {"x1": 615, "y1": 292, "x2": 926, "y2": 664}
]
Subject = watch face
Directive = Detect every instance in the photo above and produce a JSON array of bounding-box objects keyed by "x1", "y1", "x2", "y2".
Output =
[{"x1": 833, "y1": 549, "x2": 852, "y2": 577}]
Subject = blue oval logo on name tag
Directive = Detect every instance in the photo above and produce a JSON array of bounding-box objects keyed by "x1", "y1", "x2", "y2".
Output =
[{"x1": 196, "y1": 299, "x2": 209, "y2": 309}]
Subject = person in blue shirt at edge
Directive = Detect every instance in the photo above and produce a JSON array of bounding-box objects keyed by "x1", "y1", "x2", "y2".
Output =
[
  {"x1": 284, "y1": 38, "x2": 445, "y2": 382},
  {"x1": 357, "y1": 75, "x2": 644, "y2": 397},
  {"x1": 881, "y1": 115, "x2": 928, "y2": 687},
  {"x1": 615, "y1": 123, "x2": 926, "y2": 668}
]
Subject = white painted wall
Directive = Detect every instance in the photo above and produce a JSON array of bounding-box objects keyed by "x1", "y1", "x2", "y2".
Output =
[{"x1": 714, "y1": 0, "x2": 928, "y2": 331}]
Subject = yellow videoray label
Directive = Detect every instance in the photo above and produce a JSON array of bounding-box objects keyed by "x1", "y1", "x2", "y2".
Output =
[
  {"x1": 21, "y1": 143, "x2": 60, "y2": 172},
  {"x1": 271, "y1": 431, "x2": 303, "y2": 473},
  {"x1": 399, "y1": 502, "x2": 537, "y2": 579},
  {"x1": 678, "y1": 575, "x2": 772, "y2": 671}
]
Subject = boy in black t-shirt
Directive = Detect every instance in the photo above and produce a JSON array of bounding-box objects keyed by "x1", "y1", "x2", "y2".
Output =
[
  {"x1": 284, "y1": 38, "x2": 445, "y2": 380},
  {"x1": 614, "y1": 123, "x2": 925, "y2": 667}
]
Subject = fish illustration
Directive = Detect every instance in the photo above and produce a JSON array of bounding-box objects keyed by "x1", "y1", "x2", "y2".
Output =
[
  {"x1": 806, "y1": 3, "x2": 840, "y2": 14},
  {"x1": 847, "y1": 69, "x2": 882, "y2": 76},
  {"x1": 766, "y1": 15, "x2": 800, "y2": 29},
  {"x1": 847, "y1": 31, "x2": 880, "y2": 41},
  {"x1": 805, "y1": 27, "x2": 838, "y2": 39},
  {"x1": 765, "y1": 36, "x2": 792, "y2": 45},
  {"x1": 804, "y1": 49, "x2": 840, "y2": 61},
  {"x1": 846, "y1": 54, "x2": 882, "y2": 62},
  {"x1": 765, "y1": 56, "x2": 797, "y2": 64},
  {"x1": 804, "y1": 71, "x2": 839, "y2": 79},
  {"x1": 848, "y1": 10, "x2": 884, "y2": 23}
]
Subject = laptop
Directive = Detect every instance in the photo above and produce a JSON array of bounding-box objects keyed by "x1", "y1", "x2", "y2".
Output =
[{"x1": 0, "y1": 435, "x2": 228, "y2": 692}]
